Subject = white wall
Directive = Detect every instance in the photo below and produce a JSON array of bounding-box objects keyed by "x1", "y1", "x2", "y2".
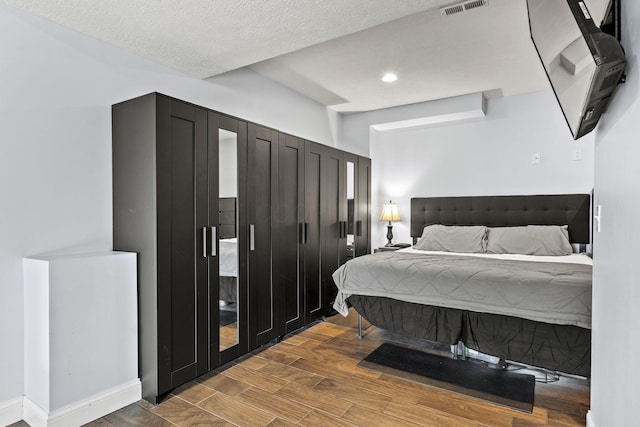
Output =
[
  {"x1": 589, "y1": 1, "x2": 640, "y2": 425},
  {"x1": 355, "y1": 90, "x2": 594, "y2": 247},
  {"x1": 341, "y1": 92, "x2": 486, "y2": 157},
  {"x1": 0, "y1": 3, "x2": 338, "y2": 407}
]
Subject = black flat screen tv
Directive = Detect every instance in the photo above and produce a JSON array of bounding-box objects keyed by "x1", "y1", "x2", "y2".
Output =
[{"x1": 527, "y1": 0, "x2": 625, "y2": 139}]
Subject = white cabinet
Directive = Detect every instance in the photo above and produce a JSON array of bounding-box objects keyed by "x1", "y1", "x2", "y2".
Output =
[{"x1": 23, "y1": 251, "x2": 139, "y2": 426}]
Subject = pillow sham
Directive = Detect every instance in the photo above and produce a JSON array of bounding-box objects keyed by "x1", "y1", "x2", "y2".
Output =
[
  {"x1": 414, "y1": 225, "x2": 487, "y2": 253},
  {"x1": 486, "y1": 225, "x2": 573, "y2": 256}
]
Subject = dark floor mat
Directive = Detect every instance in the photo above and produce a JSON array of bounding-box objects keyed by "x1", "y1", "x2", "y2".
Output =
[
  {"x1": 359, "y1": 343, "x2": 535, "y2": 412},
  {"x1": 219, "y1": 309, "x2": 237, "y2": 326}
]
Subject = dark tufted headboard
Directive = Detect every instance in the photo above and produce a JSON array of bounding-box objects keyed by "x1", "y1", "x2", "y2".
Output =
[{"x1": 410, "y1": 194, "x2": 591, "y2": 244}]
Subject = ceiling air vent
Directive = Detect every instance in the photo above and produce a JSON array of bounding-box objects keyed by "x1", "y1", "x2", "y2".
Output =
[{"x1": 440, "y1": 0, "x2": 488, "y2": 16}]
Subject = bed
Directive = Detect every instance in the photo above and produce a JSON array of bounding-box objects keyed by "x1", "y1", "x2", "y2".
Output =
[
  {"x1": 219, "y1": 238, "x2": 238, "y2": 303},
  {"x1": 219, "y1": 197, "x2": 238, "y2": 303},
  {"x1": 332, "y1": 194, "x2": 592, "y2": 377}
]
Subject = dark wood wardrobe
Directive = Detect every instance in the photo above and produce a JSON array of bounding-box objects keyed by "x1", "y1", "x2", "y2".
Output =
[{"x1": 112, "y1": 93, "x2": 370, "y2": 403}]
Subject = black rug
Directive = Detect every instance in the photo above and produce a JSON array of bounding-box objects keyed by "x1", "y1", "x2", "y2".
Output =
[
  {"x1": 359, "y1": 343, "x2": 535, "y2": 412},
  {"x1": 219, "y1": 309, "x2": 237, "y2": 326}
]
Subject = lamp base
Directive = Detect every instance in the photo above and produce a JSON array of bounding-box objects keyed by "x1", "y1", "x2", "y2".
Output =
[{"x1": 385, "y1": 223, "x2": 394, "y2": 246}]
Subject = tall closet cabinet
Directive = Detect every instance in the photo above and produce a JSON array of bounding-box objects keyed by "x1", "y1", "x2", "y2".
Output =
[
  {"x1": 247, "y1": 124, "x2": 279, "y2": 349},
  {"x1": 113, "y1": 93, "x2": 370, "y2": 403}
]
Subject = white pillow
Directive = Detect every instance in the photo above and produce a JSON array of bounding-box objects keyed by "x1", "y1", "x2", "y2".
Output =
[
  {"x1": 414, "y1": 225, "x2": 487, "y2": 253},
  {"x1": 486, "y1": 225, "x2": 572, "y2": 256}
]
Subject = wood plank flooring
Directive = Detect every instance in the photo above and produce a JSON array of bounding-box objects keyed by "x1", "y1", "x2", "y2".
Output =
[
  {"x1": 220, "y1": 322, "x2": 238, "y2": 351},
  {"x1": 81, "y1": 312, "x2": 589, "y2": 427}
]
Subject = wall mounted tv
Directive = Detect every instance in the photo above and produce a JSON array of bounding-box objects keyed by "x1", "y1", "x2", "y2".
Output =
[{"x1": 527, "y1": 0, "x2": 625, "y2": 140}]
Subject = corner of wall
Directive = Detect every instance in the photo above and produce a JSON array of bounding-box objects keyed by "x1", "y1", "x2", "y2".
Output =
[
  {"x1": 326, "y1": 107, "x2": 343, "y2": 148},
  {"x1": 0, "y1": 397, "x2": 24, "y2": 426},
  {"x1": 23, "y1": 380, "x2": 141, "y2": 427}
]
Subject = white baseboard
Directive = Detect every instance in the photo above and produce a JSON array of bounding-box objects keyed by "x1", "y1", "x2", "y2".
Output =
[
  {"x1": 586, "y1": 410, "x2": 595, "y2": 427},
  {"x1": 0, "y1": 397, "x2": 24, "y2": 426},
  {"x1": 23, "y1": 399, "x2": 49, "y2": 427},
  {"x1": 23, "y1": 379, "x2": 141, "y2": 427}
]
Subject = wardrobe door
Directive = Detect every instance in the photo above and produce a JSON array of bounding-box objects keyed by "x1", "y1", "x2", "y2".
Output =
[
  {"x1": 209, "y1": 112, "x2": 249, "y2": 366},
  {"x1": 354, "y1": 156, "x2": 372, "y2": 257},
  {"x1": 276, "y1": 133, "x2": 305, "y2": 333},
  {"x1": 247, "y1": 123, "x2": 279, "y2": 349},
  {"x1": 344, "y1": 152, "x2": 357, "y2": 260},
  {"x1": 321, "y1": 147, "x2": 347, "y2": 315},
  {"x1": 156, "y1": 97, "x2": 209, "y2": 394},
  {"x1": 304, "y1": 141, "x2": 324, "y2": 322}
]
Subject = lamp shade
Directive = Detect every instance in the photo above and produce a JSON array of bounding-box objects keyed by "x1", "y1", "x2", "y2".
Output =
[{"x1": 379, "y1": 201, "x2": 401, "y2": 222}]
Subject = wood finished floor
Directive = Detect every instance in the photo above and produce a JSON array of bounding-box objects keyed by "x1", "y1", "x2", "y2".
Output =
[
  {"x1": 220, "y1": 322, "x2": 238, "y2": 351},
  {"x1": 78, "y1": 312, "x2": 589, "y2": 427}
]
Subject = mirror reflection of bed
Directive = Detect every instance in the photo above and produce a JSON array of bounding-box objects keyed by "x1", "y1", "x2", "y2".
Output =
[
  {"x1": 219, "y1": 129, "x2": 239, "y2": 352},
  {"x1": 346, "y1": 160, "x2": 355, "y2": 258}
]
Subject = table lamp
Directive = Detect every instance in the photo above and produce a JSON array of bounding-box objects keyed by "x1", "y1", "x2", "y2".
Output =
[{"x1": 379, "y1": 200, "x2": 401, "y2": 246}]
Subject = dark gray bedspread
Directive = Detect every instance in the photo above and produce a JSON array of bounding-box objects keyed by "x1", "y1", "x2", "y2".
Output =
[{"x1": 332, "y1": 252, "x2": 592, "y2": 329}]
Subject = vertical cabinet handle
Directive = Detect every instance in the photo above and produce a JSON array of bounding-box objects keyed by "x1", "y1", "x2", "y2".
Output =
[
  {"x1": 249, "y1": 224, "x2": 255, "y2": 251},
  {"x1": 299, "y1": 223, "x2": 304, "y2": 245},
  {"x1": 299, "y1": 222, "x2": 309, "y2": 245},
  {"x1": 202, "y1": 227, "x2": 207, "y2": 258},
  {"x1": 356, "y1": 220, "x2": 362, "y2": 237},
  {"x1": 210, "y1": 226, "x2": 217, "y2": 256}
]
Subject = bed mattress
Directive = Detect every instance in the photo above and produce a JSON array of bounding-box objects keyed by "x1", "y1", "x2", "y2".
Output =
[
  {"x1": 219, "y1": 238, "x2": 238, "y2": 277},
  {"x1": 332, "y1": 250, "x2": 592, "y2": 329}
]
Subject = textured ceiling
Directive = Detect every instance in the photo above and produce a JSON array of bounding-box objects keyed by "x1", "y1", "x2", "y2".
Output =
[
  {"x1": 251, "y1": 0, "x2": 548, "y2": 112},
  {"x1": 1, "y1": 0, "x2": 444, "y2": 78},
  {"x1": 1, "y1": 0, "x2": 612, "y2": 112}
]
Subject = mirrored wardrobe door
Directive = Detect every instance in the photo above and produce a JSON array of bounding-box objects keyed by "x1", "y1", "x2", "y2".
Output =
[
  {"x1": 346, "y1": 160, "x2": 355, "y2": 259},
  {"x1": 218, "y1": 128, "x2": 239, "y2": 352}
]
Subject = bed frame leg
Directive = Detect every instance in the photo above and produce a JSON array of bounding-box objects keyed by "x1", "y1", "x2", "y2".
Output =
[
  {"x1": 357, "y1": 314, "x2": 363, "y2": 339},
  {"x1": 453, "y1": 341, "x2": 466, "y2": 360}
]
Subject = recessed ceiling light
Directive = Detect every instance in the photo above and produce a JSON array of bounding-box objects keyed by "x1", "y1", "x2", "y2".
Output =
[{"x1": 382, "y1": 73, "x2": 398, "y2": 83}]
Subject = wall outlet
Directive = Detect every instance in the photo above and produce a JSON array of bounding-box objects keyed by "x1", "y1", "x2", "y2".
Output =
[
  {"x1": 531, "y1": 153, "x2": 541, "y2": 164},
  {"x1": 572, "y1": 149, "x2": 583, "y2": 161}
]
